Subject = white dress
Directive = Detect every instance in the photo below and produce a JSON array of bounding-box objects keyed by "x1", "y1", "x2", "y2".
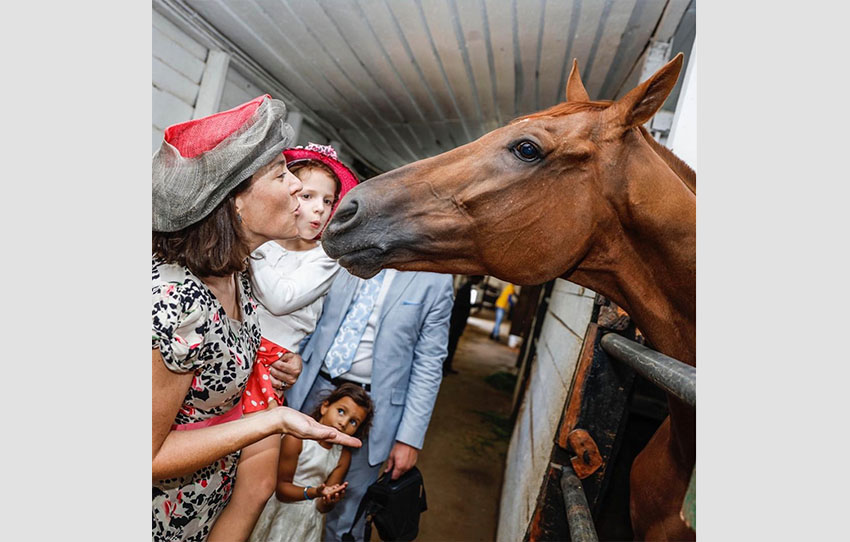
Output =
[{"x1": 249, "y1": 440, "x2": 343, "y2": 542}]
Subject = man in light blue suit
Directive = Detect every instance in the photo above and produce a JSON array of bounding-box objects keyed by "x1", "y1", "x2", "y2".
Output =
[{"x1": 284, "y1": 267, "x2": 453, "y2": 542}]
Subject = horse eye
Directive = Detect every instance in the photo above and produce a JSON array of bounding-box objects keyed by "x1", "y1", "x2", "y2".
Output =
[{"x1": 512, "y1": 141, "x2": 541, "y2": 162}]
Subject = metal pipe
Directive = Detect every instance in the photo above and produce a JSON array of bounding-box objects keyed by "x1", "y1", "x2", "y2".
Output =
[
  {"x1": 560, "y1": 464, "x2": 599, "y2": 542},
  {"x1": 600, "y1": 334, "x2": 696, "y2": 407}
]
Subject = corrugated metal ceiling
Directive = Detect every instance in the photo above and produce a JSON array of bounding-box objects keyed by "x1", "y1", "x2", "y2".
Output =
[{"x1": 163, "y1": 0, "x2": 696, "y2": 176}]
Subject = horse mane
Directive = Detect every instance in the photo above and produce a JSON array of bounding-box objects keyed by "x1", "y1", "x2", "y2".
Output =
[
  {"x1": 513, "y1": 101, "x2": 696, "y2": 195},
  {"x1": 638, "y1": 125, "x2": 696, "y2": 195},
  {"x1": 511, "y1": 100, "x2": 611, "y2": 123}
]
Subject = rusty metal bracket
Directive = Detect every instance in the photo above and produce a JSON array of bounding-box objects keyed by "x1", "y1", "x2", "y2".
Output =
[{"x1": 566, "y1": 429, "x2": 603, "y2": 479}]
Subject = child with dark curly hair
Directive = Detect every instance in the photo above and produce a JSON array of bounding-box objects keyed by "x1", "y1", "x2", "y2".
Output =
[{"x1": 249, "y1": 383, "x2": 374, "y2": 542}]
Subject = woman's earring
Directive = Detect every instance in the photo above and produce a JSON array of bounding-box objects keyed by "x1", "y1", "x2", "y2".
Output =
[{"x1": 237, "y1": 212, "x2": 243, "y2": 224}]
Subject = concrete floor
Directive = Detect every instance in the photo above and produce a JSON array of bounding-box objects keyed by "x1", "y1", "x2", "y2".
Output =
[{"x1": 413, "y1": 310, "x2": 520, "y2": 542}]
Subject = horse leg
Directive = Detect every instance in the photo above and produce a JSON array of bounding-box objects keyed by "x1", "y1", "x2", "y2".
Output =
[{"x1": 629, "y1": 409, "x2": 695, "y2": 541}]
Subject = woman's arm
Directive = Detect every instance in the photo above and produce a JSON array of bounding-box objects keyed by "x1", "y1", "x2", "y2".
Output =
[
  {"x1": 251, "y1": 246, "x2": 339, "y2": 316},
  {"x1": 152, "y1": 350, "x2": 360, "y2": 481},
  {"x1": 316, "y1": 448, "x2": 352, "y2": 514}
]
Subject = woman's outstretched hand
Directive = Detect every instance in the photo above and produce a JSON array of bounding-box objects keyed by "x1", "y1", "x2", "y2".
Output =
[{"x1": 274, "y1": 406, "x2": 361, "y2": 448}]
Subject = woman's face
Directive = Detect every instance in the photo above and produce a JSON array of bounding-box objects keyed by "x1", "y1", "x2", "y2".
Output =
[
  {"x1": 293, "y1": 167, "x2": 337, "y2": 240},
  {"x1": 235, "y1": 154, "x2": 303, "y2": 249}
]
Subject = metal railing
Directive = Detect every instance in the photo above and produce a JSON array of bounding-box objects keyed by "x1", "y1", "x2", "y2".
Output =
[
  {"x1": 599, "y1": 334, "x2": 695, "y2": 407},
  {"x1": 560, "y1": 464, "x2": 599, "y2": 542},
  {"x1": 560, "y1": 332, "x2": 695, "y2": 541}
]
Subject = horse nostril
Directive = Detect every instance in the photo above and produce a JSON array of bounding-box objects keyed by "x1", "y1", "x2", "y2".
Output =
[{"x1": 329, "y1": 197, "x2": 360, "y2": 231}]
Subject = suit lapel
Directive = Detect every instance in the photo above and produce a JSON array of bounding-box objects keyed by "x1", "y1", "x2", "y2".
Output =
[{"x1": 378, "y1": 271, "x2": 416, "y2": 327}]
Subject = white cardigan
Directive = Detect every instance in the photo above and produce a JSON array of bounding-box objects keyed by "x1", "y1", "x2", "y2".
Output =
[{"x1": 249, "y1": 241, "x2": 340, "y2": 352}]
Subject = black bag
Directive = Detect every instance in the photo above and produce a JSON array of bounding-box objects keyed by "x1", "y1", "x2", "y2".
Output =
[{"x1": 342, "y1": 467, "x2": 428, "y2": 541}]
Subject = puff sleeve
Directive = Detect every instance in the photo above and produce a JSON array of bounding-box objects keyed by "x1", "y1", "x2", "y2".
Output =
[{"x1": 152, "y1": 279, "x2": 211, "y2": 373}]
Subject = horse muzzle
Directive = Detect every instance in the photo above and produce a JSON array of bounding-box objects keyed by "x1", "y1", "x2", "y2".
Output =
[{"x1": 323, "y1": 193, "x2": 396, "y2": 278}]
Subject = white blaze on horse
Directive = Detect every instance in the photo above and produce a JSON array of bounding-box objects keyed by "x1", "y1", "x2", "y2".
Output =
[{"x1": 323, "y1": 54, "x2": 695, "y2": 541}]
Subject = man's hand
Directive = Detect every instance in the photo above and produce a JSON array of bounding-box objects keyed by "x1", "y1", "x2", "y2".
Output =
[
  {"x1": 268, "y1": 351, "x2": 303, "y2": 397},
  {"x1": 383, "y1": 441, "x2": 419, "y2": 480}
]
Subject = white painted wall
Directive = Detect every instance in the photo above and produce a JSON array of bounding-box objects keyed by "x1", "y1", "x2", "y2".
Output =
[
  {"x1": 667, "y1": 37, "x2": 697, "y2": 170},
  {"x1": 297, "y1": 120, "x2": 330, "y2": 148},
  {"x1": 152, "y1": 9, "x2": 207, "y2": 153},
  {"x1": 497, "y1": 279, "x2": 596, "y2": 542},
  {"x1": 152, "y1": 7, "x2": 337, "y2": 158},
  {"x1": 219, "y1": 65, "x2": 264, "y2": 112}
]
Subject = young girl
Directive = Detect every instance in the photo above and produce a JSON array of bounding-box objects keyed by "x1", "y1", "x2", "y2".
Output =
[
  {"x1": 208, "y1": 144, "x2": 360, "y2": 542},
  {"x1": 249, "y1": 383, "x2": 374, "y2": 542}
]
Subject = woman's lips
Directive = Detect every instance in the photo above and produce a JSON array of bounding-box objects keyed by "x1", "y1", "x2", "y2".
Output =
[{"x1": 310, "y1": 221, "x2": 321, "y2": 229}]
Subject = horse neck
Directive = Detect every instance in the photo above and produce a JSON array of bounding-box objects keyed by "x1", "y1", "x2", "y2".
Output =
[
  {"x1": 638, "y1": 125, "x2": 696, "y2": 195},
  {"x1": 570, "y1": 131, "x2": 696, "y2": 365}
]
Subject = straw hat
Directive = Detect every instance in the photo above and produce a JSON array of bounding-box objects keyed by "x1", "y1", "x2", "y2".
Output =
[{"x1": 152, "y1": 94, "x2": 295, "y2": 232}]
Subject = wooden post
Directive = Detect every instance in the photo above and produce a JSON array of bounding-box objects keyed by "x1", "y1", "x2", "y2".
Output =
[
  {"x1": 288, "y1": 112, "x2": 304, "y2": 144},
  {"x1": 193, "y1": 50, "x2": 230, "y2": 118}
]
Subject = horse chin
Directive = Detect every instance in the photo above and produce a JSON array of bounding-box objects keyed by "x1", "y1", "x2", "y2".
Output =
[{"x1": 336, "y1": 247, "x2": 387, "y2": 279}]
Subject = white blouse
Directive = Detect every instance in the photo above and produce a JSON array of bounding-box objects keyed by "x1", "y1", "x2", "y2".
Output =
[{"x1": 249, "y1": 241, "x2": 340, "y2": 352}]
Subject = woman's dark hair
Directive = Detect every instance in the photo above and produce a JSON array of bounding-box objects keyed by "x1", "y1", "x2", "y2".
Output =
[
  {"x1": 310, "y1": 383, "x2": 374, "y2": 440},
  {"x1": 152, "y1": 178, "x2": 252, "y2": 277},
  {"x1": 289, "y1": 159, "x2": 342, "y2": 203}
]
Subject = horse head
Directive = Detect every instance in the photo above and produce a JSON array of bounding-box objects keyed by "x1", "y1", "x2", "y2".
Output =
[{"x1": 324, "y1": 54, "x2": 692, "y2": 292}]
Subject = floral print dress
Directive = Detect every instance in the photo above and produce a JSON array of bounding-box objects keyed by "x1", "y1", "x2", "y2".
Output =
[{"x1": 152, "y1": 256, "x2": 262, "y2": 542}]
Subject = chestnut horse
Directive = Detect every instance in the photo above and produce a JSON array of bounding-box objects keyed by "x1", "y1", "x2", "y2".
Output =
[{"x1": 323, "y1": 54, "x2": 695, "y2": 541}]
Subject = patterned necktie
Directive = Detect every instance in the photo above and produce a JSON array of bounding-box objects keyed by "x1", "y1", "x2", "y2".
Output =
[{"x1": 324, "y1": 270, "x2": 387, "y2": 378}]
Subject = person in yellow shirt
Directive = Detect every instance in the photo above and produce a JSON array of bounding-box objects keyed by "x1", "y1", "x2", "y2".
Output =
[{"x1": 490, "y1": 284, "x2": 516, "y2": 342}]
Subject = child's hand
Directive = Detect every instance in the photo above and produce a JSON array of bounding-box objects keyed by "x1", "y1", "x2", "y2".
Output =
[{"x1": 320, "y1": 481, "x2": 348, "y2": 504}]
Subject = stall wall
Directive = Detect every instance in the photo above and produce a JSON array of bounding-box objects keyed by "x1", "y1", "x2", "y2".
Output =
[
  {"x1": 497, "y1": 279, "x2": 596, "y2": 542},
  {"x1": 152, "y1": 10, "x2": 207, "y2": 153},
  {"x1": 219, "y1": 66, "x2": 264, "y2": 113}
]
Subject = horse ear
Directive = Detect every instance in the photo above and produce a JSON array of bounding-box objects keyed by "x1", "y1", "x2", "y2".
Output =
[
  {"x1": 604, "y1": 53, "x2": 684, "y2": 128},
  {"x1": 566, "y1": 59, "x2": 590, "y2": 102}
]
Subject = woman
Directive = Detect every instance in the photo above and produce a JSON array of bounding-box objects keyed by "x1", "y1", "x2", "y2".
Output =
[{"x1": 152, "y1": 95, "x2": 360, "y2": 542}]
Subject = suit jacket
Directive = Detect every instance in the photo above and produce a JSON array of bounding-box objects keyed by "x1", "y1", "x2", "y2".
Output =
[{"x1": 287, "y1": 269, "x2": 454, "y2": 466}]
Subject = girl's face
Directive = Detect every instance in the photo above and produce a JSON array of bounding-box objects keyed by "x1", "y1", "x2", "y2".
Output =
[
  {"x1": 320, "y1": 396, "x2": 368, "y2": 437},
  {"x1": 294, "y1": 167, "x2": 338, "y2": 240},
  {"x1": 235, "y1": 155, "x2": 303, "y2": 249}
]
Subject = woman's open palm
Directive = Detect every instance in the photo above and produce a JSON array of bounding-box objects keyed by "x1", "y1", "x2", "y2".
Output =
[{"x1": 275, "y1": 406, "x2": 362, "y2": 447}]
